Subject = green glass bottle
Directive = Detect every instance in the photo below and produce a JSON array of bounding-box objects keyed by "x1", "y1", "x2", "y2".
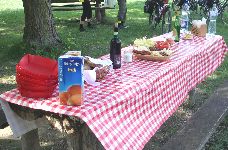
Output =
[
  {"x1": 171, "y1": 6, "x2": 181, "y2": 42},
  {"x1": 174, "y1": 15, "x2": 181, "y2": 42}
]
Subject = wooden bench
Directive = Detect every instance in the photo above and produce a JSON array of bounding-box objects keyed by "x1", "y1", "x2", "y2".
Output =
[{"x1": 51, "y1": 0, "x2": 116, "y2": 22}]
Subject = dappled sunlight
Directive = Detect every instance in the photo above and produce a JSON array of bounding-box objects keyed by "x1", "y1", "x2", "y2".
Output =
[
  {"x1": 0, "y1": 75, "x2": 16, "y2": 84},
  {"x1": 0, "y1": 126, "x2": 14, "y2": 139},
  {"x1": 40, "y1": 141, "x2": 55, "y2": 147},
  {"x1": 0, "y1": 20, "x2": 6, "y2": 25},
  {"x1": 0, "y1": 29, "x2": 22, "y2": 37},
  {"x1": 176, "y1": 106, "x2": 193, "y2": 120},
  {"x1": 128, "y1": 8, "x2": 144, "y2": 14},
  {"x1": 208, "y1": 74, "x2": 219, "y2": 80},
  {"x1": 131, "y1": 17, "x2": 147, "y2": 21},
  {"x1": 128, "y1": 0, "x2": 144, "y2": 5},
  {"x1": 0, "y1": 28, "x2": 5, "y2": 32},
  {"x1": 0, "y1": 0, "x2": 23, "y2": 11},
  {"x1": 0, "y1": 11, "x2": 24, "y2": 35}
]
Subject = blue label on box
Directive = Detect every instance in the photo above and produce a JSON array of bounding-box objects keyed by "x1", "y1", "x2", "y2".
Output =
[{"x1": 58, "y1": 55, "x2": 84, "y2": 105}]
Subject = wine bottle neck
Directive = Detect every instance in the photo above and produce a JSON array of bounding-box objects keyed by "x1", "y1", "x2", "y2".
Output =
[
  {"x1": 113, "y1": 31, "x2": 118, "y2": 38},
  {"x1": 113, "y1": 23, "x2": 119, "y2": 38}
]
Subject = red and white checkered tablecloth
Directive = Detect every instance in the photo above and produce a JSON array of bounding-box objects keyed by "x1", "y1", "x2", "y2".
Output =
[{"x1": 1, "y1": 34, "x2": 228, "y2": 149}]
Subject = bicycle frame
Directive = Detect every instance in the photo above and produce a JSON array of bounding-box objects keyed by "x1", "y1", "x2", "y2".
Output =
[{"x1": 146, "y1": 0, "x2": 171, "y2": 31}]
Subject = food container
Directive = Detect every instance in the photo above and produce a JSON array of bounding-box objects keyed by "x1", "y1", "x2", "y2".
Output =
[
  {"x1": 18, "y1": 87, "x2": 54, "y2": 99},
  {"x1": 123, "y1": 50, "x2": 133, "y2": 63},
  {"x1": 134, "y1": 54, "x2": 171, "y2": 61},
  {"x1": 191, "y1": 19, "x2": 207, "y2": 37},
  {"x1": 58, "y1": 54, "x2": 84, "y2": 106},
  {"x1": 84, "y1": 56, "x2": 112, "y2": 82},
  {"x1": 17, "y1": 54, "x2": 58, "y2": 79},
  {"x1": 95, "y1": 65, "x2": 110, "y2": 81},
  {"x1": 16, "y1": 54, "x2": 58, "y2": 98}
]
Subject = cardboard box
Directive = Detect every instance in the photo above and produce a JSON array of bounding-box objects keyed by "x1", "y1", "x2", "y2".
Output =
[
  {"x1": 191, "y1": 24, "x2": 207, "y2": 37},
  {"x1": 58, "y1": 54, "x2": 84, "y2": 105}
]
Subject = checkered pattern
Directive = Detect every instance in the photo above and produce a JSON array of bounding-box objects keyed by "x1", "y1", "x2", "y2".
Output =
[{"x1": 1, "y1": 35, "x2": 227, "y2": 150}]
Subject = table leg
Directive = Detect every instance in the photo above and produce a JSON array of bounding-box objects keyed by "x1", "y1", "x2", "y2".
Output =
[
  {"x1": 100, "y1": 8, "x2": 106, "y2": 22},
  {"x1": 95, "y1": 0, "x2": 106, "y2": 23},
  {"x1": 95, "y1": 8, "x2": 102, "y2": 22},
  {"x1": 21, "y1": 128, "x2": 41, "y2": 150},
  {"x1": 66, "y1": 123, "x2": 104, "y2": 150},
  {"x1": 66, "y1": 129, "x2": 82, "y2": 150}
]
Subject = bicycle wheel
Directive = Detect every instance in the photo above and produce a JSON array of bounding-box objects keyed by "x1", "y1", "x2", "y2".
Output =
[
  {"x1": 221, "y1": 10, "x2": 228, "y2": 24},
  {"x1": 217, "y1": 0, "x2": 228, "y2": 24},
  {"x1": 162, "y1": 7, "x2": 172, "y2": 34}
]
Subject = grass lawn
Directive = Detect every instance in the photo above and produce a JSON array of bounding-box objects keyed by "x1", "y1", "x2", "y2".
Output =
[{"x1": 0, "y1": 0, "x2": 228, "y2": 149}]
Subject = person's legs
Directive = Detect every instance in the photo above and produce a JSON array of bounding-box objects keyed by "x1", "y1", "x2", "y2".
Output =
[
  {"x1": 79, "y1": 2, "x2": 87, "y2": 32},
  {"x1": 117, "y1": 0, "x2": 127, "y2": 28},
  {"x1": 79, "y1": 0, "x2": 93, "y2": 31},
  {"x1": 85, "y1": 1, "x2": 92, "y2": 27}
]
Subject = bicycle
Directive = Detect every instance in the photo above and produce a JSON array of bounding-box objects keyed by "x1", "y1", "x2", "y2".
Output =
[
  {"x1": 213, "y1": 0, "x2": 228, "y2": 24},
  {"x1": 144, "y1": 0, "x2": 172, "y2": 34},
  {"x1": 198, "y1": 0, "x2": 228, "y2": 24}
]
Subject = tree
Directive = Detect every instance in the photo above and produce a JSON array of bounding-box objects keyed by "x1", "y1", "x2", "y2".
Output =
[{"x1": 22, "y1": 0, "x2": 62, "y2": 49}]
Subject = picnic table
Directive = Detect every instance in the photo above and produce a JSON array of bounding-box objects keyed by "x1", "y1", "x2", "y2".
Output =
[
  {"x1": 51, "y1": 0, "x2": 116, "y2": 22},
  {"x1": 0, "y1": 33, "x2": 228, "y2": 150}
]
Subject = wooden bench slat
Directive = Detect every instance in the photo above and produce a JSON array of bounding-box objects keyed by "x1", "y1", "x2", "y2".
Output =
[
  {"x1": 51, "y1": 2, "x2": 115, "y2": 11},
  {"x1": 51, "y1": 2, "x2": 97, "y2": 7}
]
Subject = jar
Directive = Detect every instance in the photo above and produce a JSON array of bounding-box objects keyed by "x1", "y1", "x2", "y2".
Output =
[{"x1": 123, "y1": 51, "x2": 133, "y2": 63}]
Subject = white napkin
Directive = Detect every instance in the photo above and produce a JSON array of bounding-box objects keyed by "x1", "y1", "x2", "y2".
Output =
[
  {"x1": 0, "y1": 100, "x2": 48, "y2": 137},
  {"x1": 84, "y1": 69, "x2": 100, "y2": 86},
  {"x1": 85, "y1": 56, "x2": 112, "y2": 66}
]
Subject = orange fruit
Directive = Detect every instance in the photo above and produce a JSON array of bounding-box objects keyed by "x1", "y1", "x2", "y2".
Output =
[
  {"x1": 59, "y1": 92, "x2": 69, "y2": 105},
  {"x1": 69, "y1": 94, "x2": 82, "y2": 105},
  {"x1": 67, "y1": 85, "x2": 82, "y2": 96}
]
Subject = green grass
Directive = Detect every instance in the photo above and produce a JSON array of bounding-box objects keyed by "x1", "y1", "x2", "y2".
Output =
[
  {"x1": 0, "y1": 0, "x2": 228, "y2": 149},
  {"x1": 204, "y1": 115, "x2": 228, "y2": 150}
]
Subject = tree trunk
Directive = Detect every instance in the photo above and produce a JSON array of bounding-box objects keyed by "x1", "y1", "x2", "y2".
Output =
[{"x1": 22, "y1": 0, "x2": 61, "y2": 49}]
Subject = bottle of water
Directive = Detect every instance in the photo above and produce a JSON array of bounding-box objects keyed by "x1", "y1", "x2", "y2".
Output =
[
  {"x1": 208, "y1": 4, "x2": 218, "y2": 34},
  {"x1": 181, "y1": 2, "x2": 190, "y2": 32}
]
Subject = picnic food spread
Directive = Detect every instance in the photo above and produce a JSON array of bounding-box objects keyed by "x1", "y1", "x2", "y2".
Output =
[
  {"x1": 133, "y1": 37, "x2": 174, "y2": 61},
  {"x1": 1, "y1": 33, "x2": 228, "y2": 150},
  {"x1": 14, "y1": 28, "x2": 215, "y2": 102},
  {"x1": 14, "y1": 36, "x2": 177, "y2": 100},
  {"x1": 182, "y1": 33, "x2": 193, "y2": 40}
]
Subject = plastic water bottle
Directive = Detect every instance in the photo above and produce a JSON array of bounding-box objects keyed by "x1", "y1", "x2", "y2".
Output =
[
  {"x1": 181, "y1": 2, "x2": 190, "y2": 32},
  {"x1": 208, "y1": 4, "x2": 218, "y2": 34}
]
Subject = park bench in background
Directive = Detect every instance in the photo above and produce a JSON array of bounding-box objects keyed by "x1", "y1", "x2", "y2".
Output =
[{"x1": 51, "y1": 0, "x2": 116, "y2": 22}]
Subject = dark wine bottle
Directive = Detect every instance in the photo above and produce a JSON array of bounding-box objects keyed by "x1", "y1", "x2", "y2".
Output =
[{"x1": 110, "y1": 23, "x2": 121, "y2": 69}]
